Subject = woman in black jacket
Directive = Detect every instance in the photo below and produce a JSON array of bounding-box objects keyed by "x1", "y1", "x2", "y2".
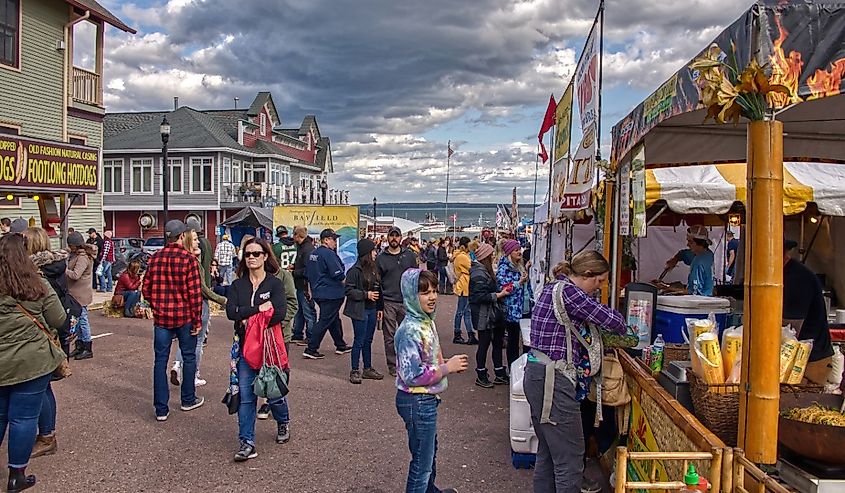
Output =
[
  {"x1": 436, "y1": 238, "x2": 450, "y2": 294},
  {"x1": 225, "y1": 238, "x2": 289, "y2": 462},
  {"x1": 468, "y1": 242, "x2": 511, "y2": 388},
  {"x1": 344, "y1": 238, "x2": 385, "y2": 384}
]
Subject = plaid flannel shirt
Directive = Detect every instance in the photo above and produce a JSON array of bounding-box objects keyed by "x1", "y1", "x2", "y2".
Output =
[
  {"x1": 530, "y1": 276, "x2": 625, "y2": 361},
  {"x1": 142, "y1": 243, "x2": 203, "y2": 329},
  {"x1": 214, "y1": 240, "x2": 236, "y2": 265}
]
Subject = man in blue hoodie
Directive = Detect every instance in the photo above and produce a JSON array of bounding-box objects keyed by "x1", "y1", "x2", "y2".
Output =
[{"x1": 304, "y1": 228, "x2": 352, "y2": 359}]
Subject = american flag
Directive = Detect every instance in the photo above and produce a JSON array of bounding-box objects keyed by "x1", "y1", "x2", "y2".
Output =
[{"x1": 447, "y1": 143, "x2": 454, "y2": 158}]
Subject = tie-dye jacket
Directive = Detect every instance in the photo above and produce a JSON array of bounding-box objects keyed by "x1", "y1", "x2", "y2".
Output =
[
  {"x1": 496, "y1": 256, "x2": 525, "y2": 323},
  {"x1": 394, "y1": 269, "x2": 449, "y2": 395}
]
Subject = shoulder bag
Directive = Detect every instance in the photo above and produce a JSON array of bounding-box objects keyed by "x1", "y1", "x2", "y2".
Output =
[
  {"x1": 17, "y1": 303, "x2": 72, "y2": 380},
  {"x1": 253, "y1": 325, "x2": 289, "y2": 400}
]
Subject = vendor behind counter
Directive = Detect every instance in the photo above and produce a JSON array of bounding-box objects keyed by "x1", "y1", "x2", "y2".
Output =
[
  {"x1": 664, "y1": 225, "x2": 715, "y2": 296},
  {"x1": 783, "y1": 238, "x2": 834, "y2": 385}
]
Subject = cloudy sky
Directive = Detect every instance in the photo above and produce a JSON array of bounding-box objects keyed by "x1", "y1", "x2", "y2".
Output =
[{"x1": 96, "y1": 0, "x2": 750, "y2": 204}]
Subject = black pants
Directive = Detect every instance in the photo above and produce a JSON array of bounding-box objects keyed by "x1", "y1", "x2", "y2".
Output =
[
  {"x1": 308, "y1": 298, "x2": 347, "y2": 352},
  {"x1": 475, "y1": 323, "x2": 504, "y2": 371},
  {"x1": 504, "y1": 321, "x2": 521, "y2": 367},
  {"x1": 580, "y1": 400, "x2": 618, "y2": 456}
]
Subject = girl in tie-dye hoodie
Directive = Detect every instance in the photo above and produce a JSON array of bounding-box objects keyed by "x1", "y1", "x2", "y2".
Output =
[{"x1": 394, "y1": 269, "x2": 468, "y2": 493}]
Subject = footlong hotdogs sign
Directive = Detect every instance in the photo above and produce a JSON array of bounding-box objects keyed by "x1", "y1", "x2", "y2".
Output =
[{"x1": 0, "y1": 135, "x2": 99, "y2": 192}]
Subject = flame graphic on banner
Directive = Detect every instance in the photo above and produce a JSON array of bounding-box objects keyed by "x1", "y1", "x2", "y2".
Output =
[
  {"x1": 807, "y1": 59, "x2": 845, "y2": 100},
  {"x1": 768, "y1": 15, "x2": 804, "y2": 108}
]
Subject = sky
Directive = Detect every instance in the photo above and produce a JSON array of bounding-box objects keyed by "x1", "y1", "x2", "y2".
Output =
[{"x1": 95, "y1": 0, "x2": 751, "y2": 204}]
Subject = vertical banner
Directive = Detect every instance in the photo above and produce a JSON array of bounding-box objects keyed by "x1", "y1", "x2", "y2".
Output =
[
  {"x1": 575, "y1": 18, "x2": 601, "y2": 131},
  {"x1": 631, "y1": 144, "x2": 646, "y2": 237},
  {"x1": 553, "y1": 84, "x2": 574, "y2": 160},
  {"x1": 560, "y1": 123, "x2": 596, "y2": 212},
  {"x1": 618, "y1": 160, "x2": 631, "y2": 236},
  {"x1": 273, "y1": 205, "x2": 360, "y2": 272}
]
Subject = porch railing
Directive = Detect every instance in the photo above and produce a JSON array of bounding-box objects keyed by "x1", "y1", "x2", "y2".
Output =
[
  {"x1": 71, "y1": 67, "x2": 102, "y2": 107},
  {"x1": 221, "y1": 182, "x2": 349, "y2": 206}
]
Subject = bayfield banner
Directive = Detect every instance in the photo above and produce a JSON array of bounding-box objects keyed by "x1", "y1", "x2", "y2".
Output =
[
  {"x1": 553, "y1": 84, "x2": 574, "y2": 162},
  {"x1": 0, "y1": 135, "x2": 99, "y2": 192},
  {"x1": 575, "y1": 18, "x2": 600, "y2": 131},
  {"x1": 273, "y1": 205, "x2": 360, "y2": 272},
  {"x1": 560, "y1": 124, "x2": 596, "y2": 212}
]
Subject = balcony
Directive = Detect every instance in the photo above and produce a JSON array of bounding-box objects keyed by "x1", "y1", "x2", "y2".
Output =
[
  {"x1": 71, "y1": 67, "x2": 102, "y2": 107},
  {"x1": 221, "y1": 182, "x2": 349, "y2": 207}
]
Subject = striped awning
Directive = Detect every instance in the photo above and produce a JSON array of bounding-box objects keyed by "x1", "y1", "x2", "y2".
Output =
[{"x1": 645, "y1": 162, "x2": 845, "y2": 216}]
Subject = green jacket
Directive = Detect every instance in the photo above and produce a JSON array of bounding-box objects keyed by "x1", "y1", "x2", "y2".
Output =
[
  {"x1": 275, "y1": 268, "x2": 299, "y2": 342},
  {"x1": 199, "y1": 236, "x2": 213, "y2": 288},
  {"x1": 0, "y1": 278, "x2": 67, "y2": 386},
  {"x1": 199, "y1": 267, "x2": 226, "y2": 306}
]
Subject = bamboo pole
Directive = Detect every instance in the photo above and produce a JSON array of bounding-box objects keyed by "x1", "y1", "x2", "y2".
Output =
[
  {"x1": 738, "y1": 120, "x2": 783, "y2": 464},
  {"x1": 615, "y1": 447, "x2": 628, "y2": 493}
]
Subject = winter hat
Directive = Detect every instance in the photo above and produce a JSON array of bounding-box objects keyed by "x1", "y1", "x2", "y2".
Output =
[
  {"x1": 357, "y1": 238, "x2": 376, "y2": 258},
  {"x1": 67, "y1": 231, "x2": 85, "y2": 246},
  {"x1": 503, "y1": 239, "x2": 521, "y2": 256},
  {"x1": 9, "y1": 218, "x2": 28, "y2": 233},
  {"x1": 475, "y1": 243, "x2": 494, "y2": 262}
]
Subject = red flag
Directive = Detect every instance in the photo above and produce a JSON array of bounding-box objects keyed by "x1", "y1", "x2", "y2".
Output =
[{"x1": 538, "y1": 94, "x2": 556, "y2": 163}]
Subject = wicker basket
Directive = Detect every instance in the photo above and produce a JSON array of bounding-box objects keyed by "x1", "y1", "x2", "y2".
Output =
[
  {"x1": 663, "y1": 343, "x2": 690, "y2": 365},
  {"x1": 688, "y1": 372, "x2": 825, "y2": 446}
]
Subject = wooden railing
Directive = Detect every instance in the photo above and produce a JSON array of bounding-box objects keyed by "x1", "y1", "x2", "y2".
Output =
[
  {"x1": 71, "y1": 66, "x2": 102, "y2": 106},
  {"x1": 614, "y1": 448, "x2": 723, "y2": 492},
  {"x1": 221, "y1": 182, "x2": 349, "y2": 206}
]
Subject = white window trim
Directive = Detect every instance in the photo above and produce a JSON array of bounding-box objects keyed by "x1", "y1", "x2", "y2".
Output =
[
  {"x1": 159, "y1": 157, "x2": 184, "y2": 194},
  {"x1": 102, "y1": 158, "x2": 124, "y2": 195},
  {"x1": 260, "y1": 113, "x2": 267, "y2": 136},
  {"x1": 233, "y1": 160, "x2": 242, "y2": 183},
  {"x1": 189, "y1": 157, "x2": 215, "y2": 194},
  {"x1": 129, "y1": 158, "x2": 153, "y2": 195},
  {"x1": 0, "y1": 0, "x2": 22, "y2": 72},
  {"x1": 222, "y1": 157, "x2": 231, "y2": 185}
]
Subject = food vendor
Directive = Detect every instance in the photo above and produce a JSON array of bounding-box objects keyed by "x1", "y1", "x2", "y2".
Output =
[
  {"x1": 664, "y1": 225, "x2": 715, "y2": 296},
  {"x1": 783, "y1": 238, "x2": 834, "y2": 385}
]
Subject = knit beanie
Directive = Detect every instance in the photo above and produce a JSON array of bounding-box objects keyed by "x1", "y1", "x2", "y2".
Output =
[
  {"x1": 475, "y1": 243, "x2": 494, "y2": 262},
  {"x1": 357, "y1": 238, "x2": 376, "y2": 258},
  {"x1": 503, "y1": 239, "x2": 521, "y2": 256}
]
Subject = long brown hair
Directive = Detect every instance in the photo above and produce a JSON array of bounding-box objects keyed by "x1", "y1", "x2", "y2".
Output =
[
  {"x1": 236, "y1": 237, "x2": 280, "y2": 278},
  {"x1": 0, "y1": 234, "x2": 48, "y2": 300},
  {"x1": 127, "y1": 261, "x2": 142, "y2": 277},
  {"x1": 479, "y1": 255, "x2": 495, "y2": 279},
  {"x1": 22, "y1": 227, "x2": 51, "y2": 254},
  {"x1": 359, "y1": 251, "x2": 380, "y2": 289}
]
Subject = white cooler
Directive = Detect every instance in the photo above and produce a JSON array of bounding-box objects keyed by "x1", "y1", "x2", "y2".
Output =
[
  {"x1": 509, "y1": 353, "x2": 538, "y2": 454},
  {"x1": 519, "y1": 319, "x2": 531, "y2": 348}
]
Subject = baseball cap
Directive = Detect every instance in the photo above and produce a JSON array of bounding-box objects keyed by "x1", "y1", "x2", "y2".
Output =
[
  {"x1": 784, "y1": 238, "x2": 798, "y2": 251},
  {"x1": 320, "y1": 228, "x2": 340, "y2": 240},
  {"x1": 185, "y1": 217, "x2": 203, "y2": 232},
  {"x1": 387, "y1": 226, "x2": 402, "y2": 236},
  {"x1": 165, "y1": 219, "x2": 187, "y2": 241},
  {"x1": 9, "y1": 218, "x2": 28, "y2": 234},
  {"x1": 687, "y1": 224, "x2": 711, "y2": 244},
  {"x1": 87, "y1": 227, "x2": 97, "y2": 234},
  {"x1": 276, "y1": 225, "x2": 288, "y2": 236}
]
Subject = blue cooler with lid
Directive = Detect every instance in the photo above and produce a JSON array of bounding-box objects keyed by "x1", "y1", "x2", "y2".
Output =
[{"x1": 654, "y1": 295, "x2": 731, "y2": 343}]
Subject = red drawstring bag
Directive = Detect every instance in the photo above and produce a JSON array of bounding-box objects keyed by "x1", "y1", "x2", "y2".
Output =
[{"x1": 242, "y1": 309, "x2": 289, "y2": 370}]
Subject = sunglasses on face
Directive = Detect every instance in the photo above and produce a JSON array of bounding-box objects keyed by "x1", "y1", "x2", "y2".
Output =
[{"x1": 244, "y1": 251, "x2": 265, "y2": 258}]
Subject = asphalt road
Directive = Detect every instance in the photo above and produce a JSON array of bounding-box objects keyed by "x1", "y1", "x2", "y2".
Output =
[{"x1": 11, "y1": 295, "x2": 535, "y2": 492}]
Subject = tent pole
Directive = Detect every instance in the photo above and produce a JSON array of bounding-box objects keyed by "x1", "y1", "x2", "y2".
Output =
[{"x1": 738, "y1": 119, "x2": 783, "y2": 465}]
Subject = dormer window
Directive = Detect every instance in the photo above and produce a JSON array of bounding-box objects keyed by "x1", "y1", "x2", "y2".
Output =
[{"x1": 260, "y1": 113, "x2": 267, "y2": 136}]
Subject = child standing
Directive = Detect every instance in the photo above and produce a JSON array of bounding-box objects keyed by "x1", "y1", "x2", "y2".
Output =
[{"x1": 394, "y1": 269, "x2": 468, "y2": 493}]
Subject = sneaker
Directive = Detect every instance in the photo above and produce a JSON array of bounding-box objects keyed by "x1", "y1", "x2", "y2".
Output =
[
  {"x1": 276, "y1": 422, "x2": 290, "y2": 444},
  {"x1": 388, "y1": 367, "x2": 397, "y2": 377},
  {"x1": 156, "y1": 413, "x2": 169, "y2": 422},
  {"x1": 257, "y1": 403, "x2": 271, "y2": 420},
  {"x1": 170, "y1": 362, "x2": 182, "y2": 386},
  {"x1": 202, "y1": 336, "x2": 208, "y2": 348},
  {"x1": 180, "y1": 396, "x2": 205, "y2": 412},
  {"x1": 452, "y1": 335, "x2": 466, "y2": 345},
  {"x1": 335, "y1": 345, "x2": 353, "y2": 355},
  {"x1": 234, "y1": 441, "x2": 258, "y2": 462},
  {"x1": 349, "y1": 369, "x2": 362, "y2": 384},
  {"x1": 195, "y1": 377, "x2": 207, "y2": 387},
  {"x1": 292, "y1": 336, "x2": 307, "y2": 346},
  {"x1": 362, "y1": 368, "x2": 384, "y2": 380},
  {"x1": 303, "y1": 349, "x2": 325, "y2": 359}
]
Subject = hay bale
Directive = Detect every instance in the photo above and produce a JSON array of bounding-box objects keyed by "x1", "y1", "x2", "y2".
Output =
[{"x1": 102, "y1": 301, "x2": 124, "y2": 318}]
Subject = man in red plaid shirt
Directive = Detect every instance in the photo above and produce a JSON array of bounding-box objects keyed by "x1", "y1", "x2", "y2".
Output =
[{"x1": 142, "y1": 219, "x2": 205, "y2": 421}]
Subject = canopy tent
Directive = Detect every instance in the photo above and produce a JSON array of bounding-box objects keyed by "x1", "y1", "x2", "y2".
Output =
[
  {"x1": 219, "y1": 206, "x2": 274, "y2": 231},
  {"x1": 646, "y1": 161, "x2": 845, "y2": 215}
]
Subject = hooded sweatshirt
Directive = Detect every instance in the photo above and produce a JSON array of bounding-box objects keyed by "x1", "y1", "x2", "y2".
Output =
[
  {"x1": 394, "y1": 269, "x2": 449, "y2": 395},
  {"x1": 377, "y1": 247, "x2": 418, "y2": 303}
]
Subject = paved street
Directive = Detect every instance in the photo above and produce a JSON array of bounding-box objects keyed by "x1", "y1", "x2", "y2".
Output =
[{"x1": 12, "y1": 295, "x2": 533, "y2": 492}]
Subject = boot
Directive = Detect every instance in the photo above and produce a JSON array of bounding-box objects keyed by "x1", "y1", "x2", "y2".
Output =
[
  {"x1": 68, "y1": 340, "x2": 83, "y2": 358},
  {"x1": 6, "y1": 467, "x2": 36, "y2": 493},
  {"x1": 465, "y1": 332, "x2": 479, "y2": 345},
  {"x1": 493, "y1": 367, "x2": 510, "y2": 385},
  {"x1": 30, "y1": 434, "x2": 57, "y2": 458},
  {"x1": 74, "y1": 341, "x2": 93, "y2": 360},
  {"x1": 475, "y1": 369, "x2": 494, "y2": 388}
]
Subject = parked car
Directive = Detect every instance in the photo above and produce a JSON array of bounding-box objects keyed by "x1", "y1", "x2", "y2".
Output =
[{"x1": 142, "y1": 237, "x2": 165, "y2": 255}]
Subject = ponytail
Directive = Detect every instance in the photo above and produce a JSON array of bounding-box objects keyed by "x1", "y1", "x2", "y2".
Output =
[{"x1": 553, "y1": 250, "x2": 610, "y2": 279}]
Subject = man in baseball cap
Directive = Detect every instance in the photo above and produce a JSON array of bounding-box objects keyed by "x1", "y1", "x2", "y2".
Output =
[
  {"x1": 376, "y1": 224, "x2": 418, "y2": 375},
  {"x1": 303, "y1": 228, "x2": 350, "y2": 359},
  {"x1": 664, "y1": 224, "x2": 715, "y2": 296},
  {"x1": 273, "y1": 225, "x2": 297, "y2": 270},
  {"x1": 8, "y1": 217, "x2": 28, "y2": 234}
]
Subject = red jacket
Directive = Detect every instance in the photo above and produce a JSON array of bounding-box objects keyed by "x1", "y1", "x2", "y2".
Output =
[
  {"x1": 115, "y1": 272, "x2": 141, "y2": 293},
  {"x1": 243, "y1": 308, "x2": 289, "y2": 370}
]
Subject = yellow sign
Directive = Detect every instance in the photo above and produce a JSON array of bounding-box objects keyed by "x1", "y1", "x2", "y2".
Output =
[
  {"x1": 628, "y1": 395, "x2": 669, "y2": 491},
  {"x1": 273, "y1": 205, "x2": 360, "y2": 271},
  {"x1": 553, "y1": 83, "x2": 574, "y2": 161},
  {"x1": 0, "y1": 135, "x2": 99, "y2": 192}
]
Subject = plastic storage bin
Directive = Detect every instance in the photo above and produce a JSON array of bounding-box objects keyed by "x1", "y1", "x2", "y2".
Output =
[
  {"x1": 509, "y1": 353, "x2": 537, "y2": 456},
  {"x1": 654, "y1": 295, "x2": 730, "y2": 343}
]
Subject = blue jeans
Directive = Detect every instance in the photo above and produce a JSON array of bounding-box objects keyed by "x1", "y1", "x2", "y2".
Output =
[
  {"x1": 0, "y1": 373, "x2": 51, "y2": 468},
  {"x1": 122, "y1": 290, "x2": 142, "y2": 317},
  {"x1": 175, "y1": 300, "x2": 209, "y2": 376},
  {"x1": 438, "y1": 267, "x2": 448, "y2": 293},
  {"x1": 307, "y1": 298, "x2": 347, "y2": 352},
  {"x1": 237, "y1": 358, "x2": 289, "y2": 445},
  {"x1": 153, "y1": 324, "x2": 197, "y2": 417},
  {"x1": 219, "y1": 264, "x2": 233, "y2": 285},
  {"x1": 38, "y1": 383, "x2": 56, "y2": 436},
  {"x1": 351, "y1": 308, "x2": 378, "y2": 370},
  {"x1": 98, "y1": 260, "x2": 113, "y2": 291},
  {"x1": 77, "y1": 306, "x2": 91, "y2": 342},
  {"x1": 396, "y1": 391, "x2": 441, "y2": 493},
  {"x1": 294, "y1": 289, "x2": 316, "y2": 340},
  {"x1": 453, "y1": 296, "x2": 473, "y2": 337}
]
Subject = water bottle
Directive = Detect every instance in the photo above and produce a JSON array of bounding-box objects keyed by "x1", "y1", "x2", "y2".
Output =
[{"x1": 650, "y1": 334, "x2": 666, "y2": 372}]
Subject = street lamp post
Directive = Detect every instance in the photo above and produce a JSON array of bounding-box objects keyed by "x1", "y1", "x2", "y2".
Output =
[
  {"x1": 373, "y1": 196, "x2": 377, "y2": 235},
  {"x1": 320, "y1": 177, "x2": 328, "y2": 206},
  {"x1": 160, "y1": 116, "x2": 171, "y2": 226}
]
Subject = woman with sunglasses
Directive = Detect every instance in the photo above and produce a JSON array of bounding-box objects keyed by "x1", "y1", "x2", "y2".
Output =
[{"x1": 225, "y1": 238, "x2": 289, "y2": 462}]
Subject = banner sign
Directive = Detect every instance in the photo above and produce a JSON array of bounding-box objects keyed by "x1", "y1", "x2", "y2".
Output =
[
  {"x1": 553, "y1": 84, "x2": 574, "y2": 162},
  {"x1": 559, "y1": 124, "x2": 596, "y2": 212},
  {"x1": 631, "y1": 144, "x2": 647, "y2": 237},
  {"x1": 273, "y1": 205, "x2": 360, "y2": 272},
  {"x1": 611, "y1": 3, "x2": 845, "y2": 165},
  {"x1": 0, "y1": 135, "x2": 99, "y2": 192},
  {"x1": 618, "y1": 160, "x2": 630, "y2": 236},
  {"x1": 575, "y1": 19, "x2": 601, "y2": 131},
  {"x1": 628, "y1": 395, "x2": 669, "y2": 485}
]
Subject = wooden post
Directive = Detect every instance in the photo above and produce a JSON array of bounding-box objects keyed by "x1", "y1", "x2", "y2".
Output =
[
  {"x1": 602, "y1": 178, "x2": 615, "y2": 305},
  {"x1": 738, "y1": 120, "x2": 783, "y2": 464},
  {"x1": 614, "y1": 446, "x2": 628, "y2": 493}
]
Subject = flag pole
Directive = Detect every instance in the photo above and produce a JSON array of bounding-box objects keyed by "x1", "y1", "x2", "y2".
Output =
[{"x1": 445, "y1": 140, "x2": 450, "y2": 236}]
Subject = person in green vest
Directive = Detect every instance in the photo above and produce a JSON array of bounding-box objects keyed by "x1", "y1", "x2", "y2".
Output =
[{"x1": 273, "y1": 226, "x2": 298, "y2": 272}]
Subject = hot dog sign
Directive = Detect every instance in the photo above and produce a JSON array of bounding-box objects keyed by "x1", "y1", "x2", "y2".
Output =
[{"x1": 0, "y1": 136, "x2": 98, "y2": 192}]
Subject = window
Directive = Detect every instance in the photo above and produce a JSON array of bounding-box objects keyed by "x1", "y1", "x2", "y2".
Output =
[
  {"x1": 160, "y1": 157, "x2": 183, "y2": 193},
  {"x1": 0, "y1": 194, "x2": 19, "y2": 207},
  {"x1": 281, "y1": 165, "x2": 291, "y2": 186},
  {"x1": 260, "y1": 113, "x2": 267, "y2": 136},
  {"x1": 190, "y1": 157, "x2": 213, "y2": 193},
  {"x1": 233, "y1": 160, "x2": 242, "y2": 183},
  {"x1": 0, "y1": 0, "x2": 19, "y2": 68},
  {"x1": 103, "y1": 159, "x2": 123, "y2": 194},
  {"x1": 269, "y1": 162, "x2": 280, "y2": 185},
  {"x1": 130, "y1": 158, "x2": 153, "y2": 194},
  {"x1": 0, "y1": 124, "x2": 19, "y2": 135},
  {"x1": 69, "y1": 136, "x2": 86, "y2": 145},
  {"x1": 223, "y1": 157, "x2": 231, "y2": 184}
]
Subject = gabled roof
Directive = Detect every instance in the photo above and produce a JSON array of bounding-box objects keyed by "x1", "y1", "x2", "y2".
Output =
[
  {"x1": 203, "y1": 109, "x2": 248, "y2": 141},
  {"x1": 316, "y1": 137, "x2": 332, "y2": 172},
  {"x1": 105, "y1": 107, "x2": 242, "y2": 150},
  {"x1": 246, "y1": 92, "x2": 281, "y2": 126},
  {"x1": 104, "y1": 111, "x2": 164, "y2": 138},
  {"x1": 65, "y1": 0, "x2": 136, "y2": 33}
]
